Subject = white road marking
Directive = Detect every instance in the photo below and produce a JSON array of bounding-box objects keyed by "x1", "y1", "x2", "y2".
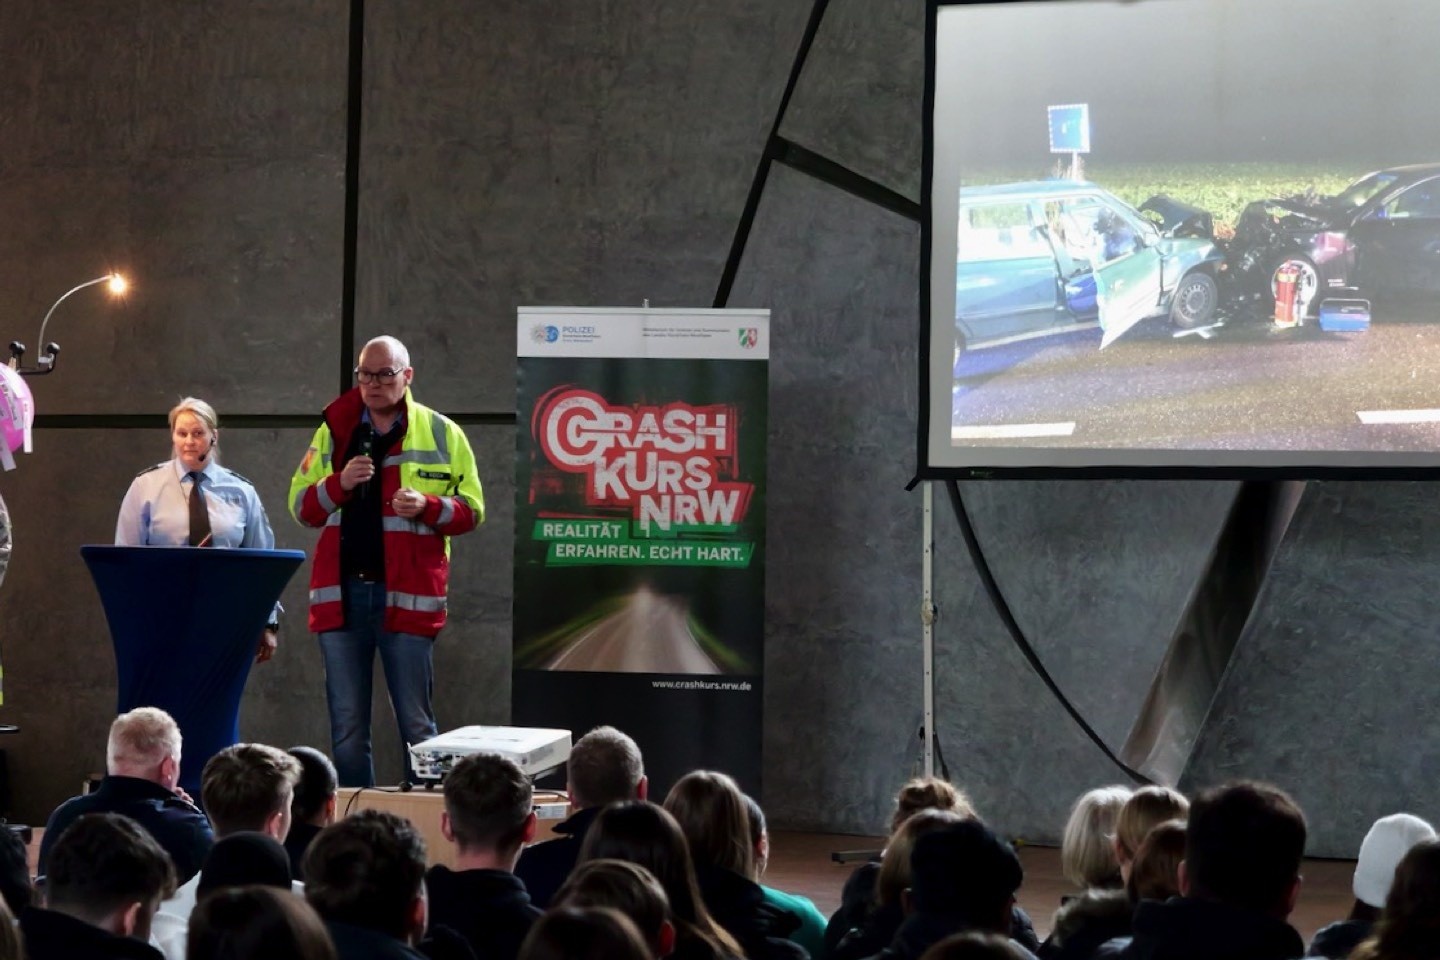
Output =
[
  {"x1": 1356, "y1": 409, "x2": 1440, "y2": 425},
  {"x1": 952, "y1": 422, "x2": 1077, "y2": 440}
]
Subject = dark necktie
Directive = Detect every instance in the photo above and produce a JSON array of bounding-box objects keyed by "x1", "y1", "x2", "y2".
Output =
[{"x1": 188, "y1": 472, "x2": 212, "y2": 547}]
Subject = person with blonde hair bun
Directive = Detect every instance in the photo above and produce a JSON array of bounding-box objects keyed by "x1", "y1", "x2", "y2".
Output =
[{"x1": 115, "y1": 396, "x2": 281, "y2": 661}]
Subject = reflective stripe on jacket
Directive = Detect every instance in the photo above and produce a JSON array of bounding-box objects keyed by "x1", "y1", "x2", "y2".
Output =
[{"x1": 288, "y1": 387, "x2": 484, "y2": 636}]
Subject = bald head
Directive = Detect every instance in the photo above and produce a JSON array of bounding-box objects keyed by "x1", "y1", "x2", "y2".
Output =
[{"x1": 360, "y1": 336, "x2": 410, "y2": 370}]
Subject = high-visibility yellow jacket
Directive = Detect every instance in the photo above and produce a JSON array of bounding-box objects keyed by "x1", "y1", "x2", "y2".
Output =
[{"x1": 289, "y1": 388, "x2": 484, "y2": 636}]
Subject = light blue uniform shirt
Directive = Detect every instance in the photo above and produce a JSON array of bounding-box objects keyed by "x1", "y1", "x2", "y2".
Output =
[{"x1": 115, "y1": 458, "x2": 276, "y2": 550}]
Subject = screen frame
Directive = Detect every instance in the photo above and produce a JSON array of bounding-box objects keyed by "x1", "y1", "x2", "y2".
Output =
[{"x1": 915, "y1": 0, "x2": 1440, "y2": 481}]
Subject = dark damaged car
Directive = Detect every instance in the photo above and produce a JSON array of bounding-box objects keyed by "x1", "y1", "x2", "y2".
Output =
[{"x1": 1226, "y1": 163, "x2": 1440, "y2": 316}]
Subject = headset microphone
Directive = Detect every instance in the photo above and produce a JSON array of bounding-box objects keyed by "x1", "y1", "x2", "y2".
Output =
[{"x1": 197, "y1": 436, "x2": 216, "y2": 462}]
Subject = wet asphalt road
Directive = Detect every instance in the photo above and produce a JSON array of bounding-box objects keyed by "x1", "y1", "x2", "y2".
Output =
[
  {"x1": 543, "y1": 587, "x2": 719, "y2": 674},
  {"x1": 951, "y1": 301, "x2": 1440, "y2": 452}
]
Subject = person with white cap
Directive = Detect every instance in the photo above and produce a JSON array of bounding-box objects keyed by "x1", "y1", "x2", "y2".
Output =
[{"x1": 1306, "y1": 813, "x2": 1437, "y2": 959}]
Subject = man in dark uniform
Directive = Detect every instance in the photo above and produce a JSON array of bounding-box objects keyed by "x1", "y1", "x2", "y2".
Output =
[
  {"x1": 515, "y1": 725, "x2": 646, "y2": 908},
  {"x1": 38, "y1": 707, "x2": 212, "y2": 884}
]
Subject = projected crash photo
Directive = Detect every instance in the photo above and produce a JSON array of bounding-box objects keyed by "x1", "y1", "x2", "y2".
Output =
[{"x1": 925, "y1": 0, "x2": 1440, "y2": 472}]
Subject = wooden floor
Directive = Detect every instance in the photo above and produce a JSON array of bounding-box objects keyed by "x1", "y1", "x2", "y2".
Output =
[{"x1": 767, "y1": 832, "x2": 1357, "y2": 944}]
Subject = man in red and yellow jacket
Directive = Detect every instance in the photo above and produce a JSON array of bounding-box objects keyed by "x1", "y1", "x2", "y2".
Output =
[{"x1": 289, "y1": 335, "x2": 484, "y2": 787}]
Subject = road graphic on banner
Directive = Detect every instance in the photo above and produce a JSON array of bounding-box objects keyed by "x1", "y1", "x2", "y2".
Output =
[{"x1": 543, "y1": 587, "x2": 720, "y2": 674}]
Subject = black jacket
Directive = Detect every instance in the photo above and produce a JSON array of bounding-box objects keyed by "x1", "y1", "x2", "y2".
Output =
[
  {"x1": 1040, "y1": 889, "x2": 1134, "y2": 960},
  {"x1": 38, "y1": 776, "x2": 213, "y2": 885},
  {"x1": 20, "y1": 907, "x2": 164, "y2": 960},
  {"x1": 870, "y1": 912, "x2": 1039, "y2": 960},
  {"x1": 327, "y1": 920, "x2": 429, "y2": 960},
  {"x1": 694, "y1": 863, "x2": 807, "y2": 960},
  {"x1": 425, "y1": 866, "x2": 540, "y2": 960},
  {"x1": 285, "y1": 820, "x2": 324, "y2": 881},
  {"x1": 512, "y1": 806, "x2": 600, "y2": 909},
  {"x1": 1118, "y1": 897, "x2": 1304, "y2": 960}
]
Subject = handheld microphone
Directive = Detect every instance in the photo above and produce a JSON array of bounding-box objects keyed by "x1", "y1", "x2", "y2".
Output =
[
  {"x1": 356, "y1": 423, "x2": 375, "y2": 499},
  {"x1": 198, "y1": 436, "x2": 216, "y2": 462}
]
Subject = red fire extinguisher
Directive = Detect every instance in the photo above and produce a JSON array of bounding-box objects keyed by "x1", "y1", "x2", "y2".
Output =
[{"x1": 1274, "y1": 263, "x2": 1301, "y2": 328}]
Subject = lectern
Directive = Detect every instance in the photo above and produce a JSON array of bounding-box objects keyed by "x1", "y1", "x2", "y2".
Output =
[{"x1": 81, "y1": 545, "x2": 305, "y2": 797}]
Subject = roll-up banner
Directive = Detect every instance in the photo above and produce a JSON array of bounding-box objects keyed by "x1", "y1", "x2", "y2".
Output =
[{"x1": 514, "y1": 307, "x2": 769, "y2": 795}]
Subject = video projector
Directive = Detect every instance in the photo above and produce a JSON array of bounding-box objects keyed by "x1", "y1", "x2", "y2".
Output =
[{"x1": 408, "y1": 725, "x2": 572, "y2": 784}]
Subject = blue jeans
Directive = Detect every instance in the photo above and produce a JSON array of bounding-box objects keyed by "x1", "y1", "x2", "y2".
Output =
[{"x1": 318, "y1": 578, "x2": 439, "y2": 787}]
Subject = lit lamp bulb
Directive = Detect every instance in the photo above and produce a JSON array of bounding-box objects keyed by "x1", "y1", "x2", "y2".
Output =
[{"x1": 107, "y1": 273, "x2": 127, "y2": 296}]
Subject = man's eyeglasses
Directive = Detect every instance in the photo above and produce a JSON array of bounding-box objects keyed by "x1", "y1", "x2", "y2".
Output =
[{"x1": 354, "y1": 367, "x2": 405, "y2": 384}]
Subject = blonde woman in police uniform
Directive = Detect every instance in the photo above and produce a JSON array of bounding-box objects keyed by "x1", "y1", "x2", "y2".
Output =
[{"x1": 115, "y1": 396, "x2": 281, "y2": 661}]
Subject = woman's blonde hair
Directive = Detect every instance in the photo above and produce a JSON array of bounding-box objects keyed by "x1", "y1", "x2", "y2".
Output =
[
  {"x1": 890, "y1": 777, "x2": 977, "y2": 835},
  {"x1": 1115, "y1": 786, "x2": 1189, "y2": 863},
  {"x1": 169, "y1": 396, "x2": 219, "y2": 434},
  {"x1": 1061, "y1": 785, "x2": 1132, "y2": 889}
]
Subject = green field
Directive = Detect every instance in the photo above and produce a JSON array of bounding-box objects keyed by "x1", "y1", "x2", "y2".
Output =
[{"x1": 963, "y1": 162, "x2": 1376, "y2": 237}]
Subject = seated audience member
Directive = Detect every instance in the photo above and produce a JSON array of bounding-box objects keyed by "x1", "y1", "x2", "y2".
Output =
[
  {"x1": 40, "y1": 707, "x2": 212, "y2": 885},
  {"x1": 152, "y1": 743, "x2": 303, "y2": 959},
  {"x1": 1308, "y1": 813, "x2": 1436, "y2": 959},
  {"x1": 1351, "y1": 840, "x2": 1440, "y2": 960},
  {"x1": 0, "y1": 895, "x2": 20, "y2": 960},
  {"x1": 553, "y1": 859, "x2": 676, "y2": 959},
  {"x1": 516, "y1": 725, "x2": 646, "y2": 908},
  {"x1": 1111, "y1": 788, "x2": 1188, "y2": 885},
  {"x1": 0, "y1": 824, "x2": 33, "y2": 913},
  {"x1": 285, "y1": 747, "x2": 339, "y2": 880},
  {"x1": 579, "y1": 800, "x2": 744, "y2": 960},
  {"x1": 1060, "y1": 787, "x2": 1132, "y2": 894},
  {"x1": 303, "y1": 810, "x2": 428, "y2": 960},
  {"x1": 743, "y1": 793, "x2": 828, "y2": 957},
  {"x1": 921, "y1": 932, "x2": 1036, "y2": 960},
  {"x1": 664, "y1": 770, "x2": 805, "y2": 960},
  {"x1": 427, "y1": 752, "x2": 541, "y2": 960},
  {"x1": 832, "y1": 809, "x2": 969, "y2": 960},
  {"x1": 187, "y1": 885, "x2": 337, "y2": 960},
  {"x1": 195, "y1": 833, "x2": 295, "y2": 901},
  {"x1": 1044, "y1": 793, "x2": 1189, "y2": 960},
  {"x1": 1119, "y1": 780, "x2": 1306, "y2": 960},
  {"x1": 826, "y1": 778, "x2": 978, "y2": 956},
  {"x1": 1086, "y1": 820, "x2": 1188, "y2": 960},
  {"x1": 518, "y1": 906, "x2": 652, "y2": 960},
  {"x1": 876, "y1": 819, "x2": 1030, "y2": 960},
  {"x1": 22, "y1": 812, "x2": 176, "y2": 960}
]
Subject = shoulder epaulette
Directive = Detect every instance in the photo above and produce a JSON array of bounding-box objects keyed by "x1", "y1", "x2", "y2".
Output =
[{"x1": 135, "y1": 463, "x2": 165, "y2": 478}]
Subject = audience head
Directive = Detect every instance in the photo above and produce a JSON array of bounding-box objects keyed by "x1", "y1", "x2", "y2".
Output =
[
  {"x1": 878, "y1": 808, "x2": 969, "y2": 910},
  {"x1": 554, "y1": 859, "x2": 675, "y2": 959},
  {"x1": 303, "y1": 810, "x2": 427, "y2": 944},
  {"x1": 1061, "y1": 785, "x2": 1132, "y2": 889},
  {"x1": 519, "y1": 906, "x2": 652, "y2": 960},
  {"x1": 742, "y1": 793, "x2": 768, "y2": 879},
  {"x1": 188, "y1": 885, "x2": 338, "y2": 960},
  {"x1": 1125, "y1": 819, "x2": 1186, "y2": 903},
  {"x1": 1353, "y1": 813, "x2": 1436, "y2": 910},
  {"x1": 579, "y1": 799, "x2": 742, "y2": 957},
  {"x1": 202, "y1": 743, "x2": 303, "y2": 841},
  {"x1": 663, "y1": 769, "x2": 753, "y2": 878},
  {"x1": 197, "y1": 833, "x2": 294, "y2": 902},
  {"x1": 1182, "y1": 780, "x2": 1306, "y2": 917},
  {"x1": 107, "y1": 707, "x2": 183, "y2": 790},
  {"x1": 890, "y1": 777, "x2": 976, "y2": 835},
  {"x1": 1114, "y1": 786, "x2": 1189, "y2": 876},
  {"x1": 442, "y1": 752, "x2": 536, "y2": 863},
  {"x1": 0, "y1": 895, "x2": 20, "y2": 960},
  {"x1": 46, "y1": 812, "x2": 176, "y2": 940},
  {"x1": 909, "y1": 819, "x2": 1024, "y2": 934},
  {"x1": 919, "y1": 932, "x2": 1033, "y2": 960},
  {"x1": 1354, "y1": 840, "x2": 1440, "y2": 960},
  {"x1": 0, "y1": 825, "x2": 32, "y2": 913},
  {"x1": 287, "y1": 747, "x2": 339, "y2": 829},
  {"x1": 567, "y1": 726, "x2": 646, "y2": 811}
]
